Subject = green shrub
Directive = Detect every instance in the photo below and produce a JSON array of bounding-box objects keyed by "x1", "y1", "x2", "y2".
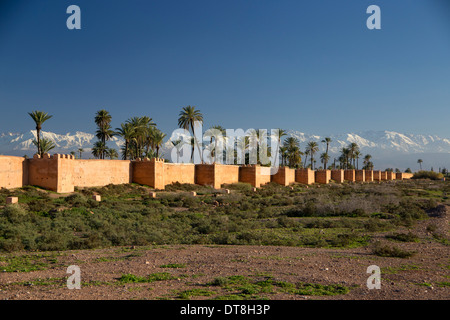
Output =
[
  {"x1": 412, "y1": 171, "x2": 444, "y2": 180},
  {"x1": 372, "y1": 242, "x2": 415, "y2": 258},
  {"x1": 65, "y1": 194, "x2": 88, "y2": 206}
]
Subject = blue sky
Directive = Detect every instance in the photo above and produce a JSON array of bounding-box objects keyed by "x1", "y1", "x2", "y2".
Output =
[{"x1": 0, "y1": 0, "x2": 449, "y2": 137}]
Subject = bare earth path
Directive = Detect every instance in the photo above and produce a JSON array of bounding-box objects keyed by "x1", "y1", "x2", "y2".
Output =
[{"x1": 0, "y1": 208, "x2": 448, "y2": 300}]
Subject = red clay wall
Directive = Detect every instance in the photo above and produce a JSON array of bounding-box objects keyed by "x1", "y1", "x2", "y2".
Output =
[
  {"x1": 271, "y1": 167, "x2": 295, "y2": 186},
  {"x1": 58, "y1": 155, "x2": 75, "y2": 192},
  {"x1": 195, "y1": 164, "x2": 239, "y2": 189},
  {"x1": 396, "y1": 172, "x2": 413, "y2": 180},
  {"x1": 344, "y1": 170, "x2": 355, "y2": 182},
  {"x1": 365, "y1": 170, "x2": 374, "y2": 182},
  {"x1": 164, "y1": 163, "x2": 196, "y2": 186},
  {"x1": 0, "y1": 156, "x2": 28, "y2": 189},
  {"x1": 331, "y1": 170, "x2": 344, "y2": 183},
  {"x1": 239, "y1": 165, "x2": 259, "y2": 187},
  {"x1": 132, "y1": 158, "x2": 164, "y2": 189},
  {"x1": 27, "y1": 154, "x2": 75, "y2": 193},
  {"x1": 0, "y1": 152, "x2": 410, "y2": 193},
  {"x1": 27, "y1": 155, "x2": 60, "y2": 192},
  {"x1": 373, "y1": 170, "x2": 382, "y2": 181},
  {"x1": 73, "y1": 159, "x2": 132, "y2": 188},
  {"x1": 195, "y1": 164, "x2": 215, "y2": 187},
  {"x1": 260, "y1": 166, "x2": 272, "y2": 185},
  {"x1": 296, "y1": 169, "x2": 315, "y2": 185},
  {"x1": 355, "y1": 170, "x2": 366, "y2": 182},
  {"x1": 315, "y1": 170, "x2": 331, "y2": 184},
  {"x1": 215, "y1": 164, "x2": 240, "y2": 188}
]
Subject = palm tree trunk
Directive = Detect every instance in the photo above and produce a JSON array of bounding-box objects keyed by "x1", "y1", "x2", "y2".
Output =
[
  {"x1": 36, "y1": 127, "x2": 41, "y2": 156},
  {"x1": 191, "y1": 123, "x2": 203, "y2": 163}
]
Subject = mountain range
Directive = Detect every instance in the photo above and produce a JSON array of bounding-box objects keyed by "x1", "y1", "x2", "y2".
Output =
[{"x1": 1, "y1": 130, "x2": 449, "y2": 171}]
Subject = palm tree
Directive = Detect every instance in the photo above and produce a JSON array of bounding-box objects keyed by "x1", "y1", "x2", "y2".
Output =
[
  {"x1": 320, "y1": 152, "x2": 330, "y2": 170},
  {"x1": 363, "y1": 154, "x2": 372, "y2": 170},
  {"x1": 28, "y1": 111, "x2": 53, "y2": 156},
  {"x1": 106, "y1": 148, "x2": 118, "y2": 160},
  {"x1": 94, "y1": 110, "x2": 114, "y2": 159},
  {"x1": 321, "y1": 137, "x2": 332, "y2": 169},
  {"x1": 178, "y1": 106, "x2": 204, "y2": 163},
  {"x1": 417, "y1": 159, "x2": 423, "y2": 170},
  {"x1": 123, "y1": 116, "x2": 156, "y2": 159},
  {"x1": 283, "y1": 137, "x2": 302, "y2": 168},
  {"x1": 115, "y1": 123, "x2": 134, "y2": 160},
  {"x1": 354, "y1": 150, "x2": 361, "y2": 170},
  {"x1": 276, "y1": 129, "x2": 287, "y2": 165},
  {"x1": 70, "y1": 151, "x2": 76, "y2": 158},
  {"x1": 348, "y1": 143, "x2": 359, "y2": 168},
  {"x1": 306, "y1": 141, "x2": 319, "y2": 170},
  {"x1": 152, "y1": 129, "x2": 166, "y2": 158},
  {"x1": 78, "y1": 148, "x2": 84, "y2": 159},
  {"x1": 32, "y1": 137, "x2": 56, "y2": 155},
  {"x1": 340, "y1": 147, "x2": 351, "y2": 169},
  {"x1": 209, "y1": 125, "x2": 226, "y2": 163},
  {"x1": 92, "y1": 141, "x2": 107, "y2": 159},
  {"x1": 279, "y1": 146, "x2": 287, "y2": 166},
  {"x1": 171, "y1": 139, "x2": 182, "y2": 163},
  {"x1": 322, "y1": 137, "x2": 332, "y2": 155},
  {"x1": 303, "y1": 149, "x2": 310, "y2": 168}
]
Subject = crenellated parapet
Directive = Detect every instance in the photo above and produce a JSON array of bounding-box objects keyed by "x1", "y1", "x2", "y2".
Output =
[
  {"x1": 133, "y1": 157, "x2": 165, "y2": 162},
  {"x1": 28, "y1": 153, "x2": 75, "y2": 193},
  {"x1": 32, "y1": 153, "x2": 75, "y2": 160}
]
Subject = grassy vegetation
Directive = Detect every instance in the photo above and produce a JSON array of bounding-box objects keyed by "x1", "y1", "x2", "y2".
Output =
[
  {"x1": 382, "y1": 264, "x2": 421, "y2": 274},
  {"x1": 159, "y1": 263, "x2": 186, "y2": 268},
  {"x1": 204, "y1": 274, "x2": 351, "y2": 299},
  {"x1": 176, "y1": 288, "x2": 217, "y2": 299},
  {"x1": 118, "y1": 272, "x2": 176, "y2": 283},
  {"x1": 0, "y1": 252, "x2": 63, "y2": 272},
  {"x1": 0, "y1": 179, "x2": 447, "y2": 254}
]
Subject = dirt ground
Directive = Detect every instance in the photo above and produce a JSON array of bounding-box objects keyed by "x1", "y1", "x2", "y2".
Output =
[{"x1": 0, "y1": 208, "x2": 448, "y2": 300}]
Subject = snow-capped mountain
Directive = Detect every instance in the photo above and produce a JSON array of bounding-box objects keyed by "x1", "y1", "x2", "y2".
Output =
[
  {"x1": 0, "y1": 130, "x2": 123, "y2": 158},
  {"x1": 286, "y1": 130, "x2": 450, "y2": 155},
  {"x1": 285, "y1": 130, "x2": 450, "y2": 170},
  {"x1": 0, "y1": 130, "x2": 449, "y2": 170}
]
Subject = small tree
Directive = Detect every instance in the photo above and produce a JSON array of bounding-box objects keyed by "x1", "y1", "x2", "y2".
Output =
[
  {"x1": 28, "y1": 110, "x2": 53, "y2": 156},
  {"x1": 417, "y1": 159, "x2": 423, "y2": 170}
]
